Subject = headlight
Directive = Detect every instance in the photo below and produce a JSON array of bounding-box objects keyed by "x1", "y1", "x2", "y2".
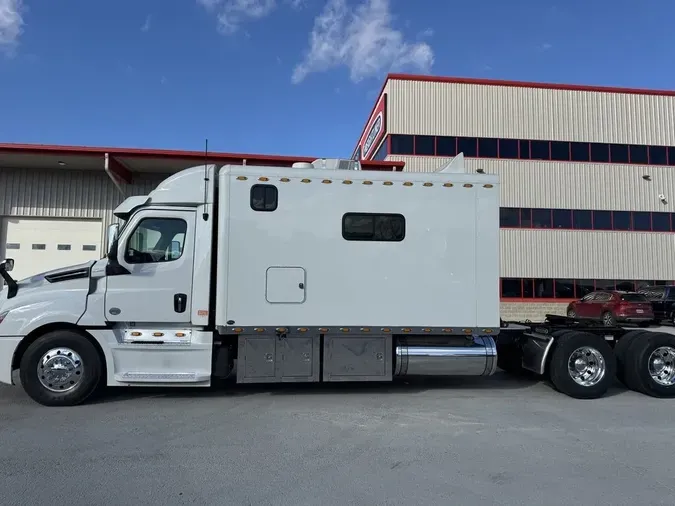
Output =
[{"x1": 0, "y1": 311, "x2": 8, "y2": 325}]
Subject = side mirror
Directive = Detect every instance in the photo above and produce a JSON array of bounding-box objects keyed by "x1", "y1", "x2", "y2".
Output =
[
  {"x1": 106, "y1": 223, "x2": 120, "y2": 255},
  {"x1": 0, "y1": 258, "x2": 14, "y2": 272},
  {"x1": 169, "y1": 240, "x2": 181, "y2": 260}
]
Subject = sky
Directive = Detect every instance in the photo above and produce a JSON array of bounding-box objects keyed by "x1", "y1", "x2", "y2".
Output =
[{"x1": 0, "y1": 0, "x2": 674, "y2": 158}]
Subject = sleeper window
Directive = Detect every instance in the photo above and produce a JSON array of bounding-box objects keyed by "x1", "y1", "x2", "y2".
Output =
[
  {"x1": 342, "y1": 213, "x2": 405, "y2": 242},
  {"x1": 250, "y1": 184, "x2": 278, "y2": 212}
]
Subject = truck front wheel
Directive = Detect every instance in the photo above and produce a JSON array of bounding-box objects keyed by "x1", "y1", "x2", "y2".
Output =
[
  {"x1": 19, "y1": 330, "x2": 103, "y2": 407},
  {"x1": 548, "y1": 331, "x2": 616, "y2": 399}
]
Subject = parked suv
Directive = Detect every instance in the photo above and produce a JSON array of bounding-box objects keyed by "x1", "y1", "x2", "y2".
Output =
[
  {"x1": 566, "y1": 290, "x2": 654, "y2": 326},
  {"x1": 637, "y1": 285, "x2": 675, "y2": 324}
]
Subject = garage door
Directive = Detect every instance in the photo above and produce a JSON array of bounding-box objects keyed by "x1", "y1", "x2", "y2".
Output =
[{"x1": 2, "y1": 218, "x2": 103, "y2": 281}]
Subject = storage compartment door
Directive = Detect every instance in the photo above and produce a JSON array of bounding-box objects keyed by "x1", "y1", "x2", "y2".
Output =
[{"x1": 265, "y1": 266, "x2": 306, "y2": 303}]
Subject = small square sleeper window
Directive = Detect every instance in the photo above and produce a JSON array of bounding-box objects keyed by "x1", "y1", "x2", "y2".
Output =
[{"x1": 250, "y1": 184, "x2": 278, "y2": 212}]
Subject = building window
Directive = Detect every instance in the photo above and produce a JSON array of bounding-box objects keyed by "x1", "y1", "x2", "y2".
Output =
[
  {"x1": 500, "y1": 278, "x2": 675, "y2": 299},
  {"x1": 630, "y1": 145, "x2": 648, "y2": 164},
  {"x1": 590, "y1": 143, "x2": 610, "y2": 163},
  {"x1": 649, "y1": 146, "x2": 667, "y2": 165},
  {"x1": 250, "y1": 184, "x2": 278, "y2": 212},
  {"x1": 83, "y1": 245, "x2": 97, "y2": 251},
  {"x1": 552, "y1": 209, "x2": 572, "y2": 229},
  {"x1": 530, "y1": 141, "x2": 549, "y2": 160},
  {"x1": 414, "y1": 135, "x2": 435, "y2": 156},
  {"x1": 372, "y1": 141, "x2": 388, "y2": 161},
  {"x1": 389, "y1": 135, "x2": 414, "y2": 155},
  {"x1": 519, "y1": 140, "x2": 531, "y2": 160},
  {"x1": 652, "y1": 212, "x2": 671, "y2": 232},
  {"x1": 498, "y1": 207, "x2": 675, "y2": 233},
  {"x1": 571, "y1": 142, "x2": 590, "y2": 162},
  {"x1": 379, "y1": 134, "x2": 675, "y2": 168},
  {"x1": 572, "y1": 210, "x2": 592, "y2": 230},
  {"x1": 550, "y1": 141, "x2": 569, "y2": 161},
  {"x1": 478, "y1": 138, "x2": 498, "y2": 158},
  {"x1": 57, "y1": 244, "x2": 71, "y2": 251},
  {"x1": 342, "y1": 213, "x2": 405, "y2": 242},
  {"x1": 498, "y1": 139, "x2": 518, "y2": 159},
  {"x1": 32, "y1": 244, "x2": 46, "y2": 250},
  {"x1": 436, "y1": 136, "x2": 457, "y2": 156},
  {"x1": 457, "y1": 137, "x2": 477, "y2": 157},
  {"x1": 500, "y1": 208, "x2": 520, "y2": 227},
  {"x1": 5, "y1": 243, "x2": 19, "y2": 250},
  {"x1": 593, "y1": 210, "x2": 612, "y2": 230}
]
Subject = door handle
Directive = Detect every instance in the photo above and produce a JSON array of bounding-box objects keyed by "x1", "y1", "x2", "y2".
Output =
[{"x1": 174, "y1": 293, "x2": 187, "y2": 313}]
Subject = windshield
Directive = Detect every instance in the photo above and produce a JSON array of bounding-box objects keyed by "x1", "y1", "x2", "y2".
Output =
[{"x1": 620, "y1": 293, "x2": 648, "y2": 302}]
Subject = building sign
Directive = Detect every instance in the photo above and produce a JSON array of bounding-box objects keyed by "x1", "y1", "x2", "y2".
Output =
[{"x1": 353, "y1": 92, "x2": 387, "y2": 161}]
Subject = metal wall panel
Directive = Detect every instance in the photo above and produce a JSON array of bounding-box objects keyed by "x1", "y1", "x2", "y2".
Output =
[
  {"x1": 0, "y1": 167, "x2": 167, "y2": 246},
  {"x1": 388, "y1": 155, "x2": 675, "y2": 212},
  {"x1": 500, "y1": 229, "x2": 675, "y2": 279},
  {"x1": 387, "y1": 79, "x2": 675, "y2": 145}
]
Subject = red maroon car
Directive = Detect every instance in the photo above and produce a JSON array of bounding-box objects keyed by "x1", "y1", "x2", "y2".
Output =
[{"x1": 566, "y1": 290, "x2": 654, "y2": 326}]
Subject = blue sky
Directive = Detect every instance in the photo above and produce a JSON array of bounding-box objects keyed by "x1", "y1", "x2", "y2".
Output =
[{"x1": 0, "y1": 0, "x2": 674, "y2": 158}]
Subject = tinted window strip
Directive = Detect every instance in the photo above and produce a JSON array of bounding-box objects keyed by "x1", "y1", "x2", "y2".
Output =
[
  {"x1": 500, "y1": 278, "x2": 674, "y2": 299},
  {"x1": 373, "y1": 135, "x2": 675, "y2": 167},
  {"x1": 499, "y1": 207, "x2": 675, "y2": 233}
]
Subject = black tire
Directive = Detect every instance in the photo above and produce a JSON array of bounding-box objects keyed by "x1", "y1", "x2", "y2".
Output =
[
  {"x1": 614, "y1": 330, "x2": 651, "y2": 386},
  {"x1": 19, "y1": 330, "x2": 103, "y2": 407},
  {"x1": 548, "y1": 331, "x2": 616, "y2": 399},
  {"x1": 623, "y1": 332, "x2": 675, "y2": 398},
  {"x1": 602, "y1": 311, "x2": 616, "y2": 327}
]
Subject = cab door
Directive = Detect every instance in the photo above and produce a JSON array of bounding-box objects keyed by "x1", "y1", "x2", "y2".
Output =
[{"x1": 105, "y1": 209, "x2": 195, "y2": 324}]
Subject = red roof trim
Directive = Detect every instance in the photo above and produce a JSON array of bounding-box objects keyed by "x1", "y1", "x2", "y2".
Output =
[
  {"x1": 386, "y1": 73, "x2": 675, "y2": 97},
  {"x1": 0, "y1": 142, "x2": 405, "y2": 170}
]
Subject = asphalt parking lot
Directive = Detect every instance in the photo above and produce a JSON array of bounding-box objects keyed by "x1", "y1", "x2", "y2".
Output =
[{"x1": 1, "y1": 371, "x2": 675, "y2": 506}]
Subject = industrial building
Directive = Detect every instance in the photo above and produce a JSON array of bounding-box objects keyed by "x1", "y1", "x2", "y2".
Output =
[
  {"x1": 352, "y1": 74, "x2": 675, "y2": 320},
  {"x1": 0, "y1": 144, "x2": 402, "y2": 282},
  {"x1": 4, "y1": 73, "x2": 675, "y2": 322}
]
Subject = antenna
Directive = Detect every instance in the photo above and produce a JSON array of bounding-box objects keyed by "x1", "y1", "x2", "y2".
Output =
[{"x1": 202, "y1": 138, "x2": 210, "y2": 221}]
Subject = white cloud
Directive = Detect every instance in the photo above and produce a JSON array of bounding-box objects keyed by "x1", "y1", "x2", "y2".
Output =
[
  {"x1": 197, "y1": 0, "x2": 275, "y2": 34},
  {"x1": 141, "y1": 15, "x2": 151, "y2": 32},
  {"x1": 0, "y1": 0, "x2": 24, "y2": 54},
  {"x1": 292, "y1": 0, "x2": 434, "y2": 84}
]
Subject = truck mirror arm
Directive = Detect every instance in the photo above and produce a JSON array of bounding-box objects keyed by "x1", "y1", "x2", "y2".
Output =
[
  {"x1": 0, "y1": 262, "x2": 18, "y2": 299},
  {"x1": 105, "y1": 239, "x2": 130, "y2": 276}
]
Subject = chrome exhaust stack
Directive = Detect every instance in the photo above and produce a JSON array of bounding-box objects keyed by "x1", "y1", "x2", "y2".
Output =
[{"x1": 394, "y1": 336, "x2": 497, "y2": 377}]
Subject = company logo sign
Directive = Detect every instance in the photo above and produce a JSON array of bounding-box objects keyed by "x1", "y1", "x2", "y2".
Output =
[
  {"x1": 354, "y1": 92, "x2": 387, "y2": 160},
  {"x1": 362, "y1": 113, "x2": 382, "y2": 159}
]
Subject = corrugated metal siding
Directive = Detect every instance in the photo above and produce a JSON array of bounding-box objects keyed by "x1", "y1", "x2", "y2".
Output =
[
  {"x1": 0, "y1": 168, "x2": 167, "y2": 245},
  {"x1": 387, "y1": 80, "x2": 675, "y2": 145},
  {"x1": 388, "y1": 155, "x2": 675, "y2": 211},
  {"x1": 501, "y1": 229, "x2": 675, "y2": 279}
]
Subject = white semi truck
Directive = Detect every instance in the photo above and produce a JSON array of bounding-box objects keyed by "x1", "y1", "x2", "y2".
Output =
[{"x1": 0, "y1": 158, "x2": 674, "y2": 406}]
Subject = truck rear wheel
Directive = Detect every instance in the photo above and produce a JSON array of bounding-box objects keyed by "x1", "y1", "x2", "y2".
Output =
[
  {"x1": 19, "y1": 330, "x2": 102, "y2": 407},
  {"x1": 622, "y1": 332, "x2": 675, "y2": 398},
  {"x1": 548, "y1": 331, "x2": 616, "y2": 399},
  {"x1": 614, "y1": 330, "x2": 650, "y2": 386}
]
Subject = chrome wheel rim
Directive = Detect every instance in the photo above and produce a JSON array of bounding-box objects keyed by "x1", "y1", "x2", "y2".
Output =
[
  {"x1": 603, "y1": 313, "x2": 613, "y2": 326},
  {"x1": 648, "y1": 346, "x2": 675, "y2": 387},
  {"x1": 37, "y1": 348, "x2": 83, "y2": 393},
  {"x1": 568, "y1": 347, "x2": 606, "y2": 387},
  {"x1": 567, "y1": 310, "x2": 576, "y2": 318}
]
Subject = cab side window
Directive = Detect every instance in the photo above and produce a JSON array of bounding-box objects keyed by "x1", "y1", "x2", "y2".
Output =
[{"x1": 125, "y1": 218, "x2": 187, "y2": 264}]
